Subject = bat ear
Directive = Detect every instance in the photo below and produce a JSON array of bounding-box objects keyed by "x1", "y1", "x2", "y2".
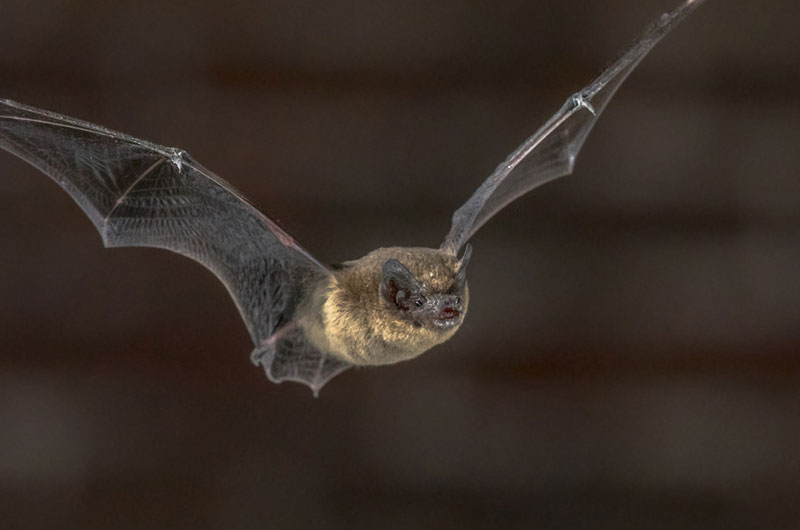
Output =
[
  {"x1": 380, "y1": 259, "x2": 421, "y2": 310},
  {"x1": 454, "y1": 243, "x2": 472, "y2": 288}
]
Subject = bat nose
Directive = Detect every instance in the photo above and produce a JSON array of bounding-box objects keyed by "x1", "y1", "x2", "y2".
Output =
[
  {"x1": 447, "y1": 295, "x2": 463, "y2": 312},
  {"x1": 438, "y1": 295, "x2": 463, "y2": 318}
]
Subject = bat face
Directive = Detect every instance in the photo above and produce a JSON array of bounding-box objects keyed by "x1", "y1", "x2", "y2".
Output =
[{"x1": 379, "y1": 256, "x2": 466, "y2": 332}]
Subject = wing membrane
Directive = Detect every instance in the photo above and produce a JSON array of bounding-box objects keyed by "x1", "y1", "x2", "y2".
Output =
[
  {"x1": 0, "y1": 99, "x2": 350, "y2": 391},
  {"x1": 442, "y1": 0, "x2": 706, "y2": 253}
]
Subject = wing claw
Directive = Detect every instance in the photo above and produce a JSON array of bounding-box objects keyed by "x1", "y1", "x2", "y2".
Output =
[{"x1": 573, "y1": 94, "x2": 597, "y2": 116}]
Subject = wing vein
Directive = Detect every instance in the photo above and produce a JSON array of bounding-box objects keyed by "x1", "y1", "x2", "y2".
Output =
[{"x1": 102, "y1": 156, "x2": 167, "y2": 225}]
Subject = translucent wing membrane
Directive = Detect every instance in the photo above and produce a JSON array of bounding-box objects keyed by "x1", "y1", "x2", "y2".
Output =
[
  {"x1": 251, "y1": 325, "x2": 351, "y2": 397},
  {"x1": 441, "y1": 0, "x2": 706, "y2": 254},
  {"x1": 0, "y1": 99, "x2": 350, "y2": 392}
]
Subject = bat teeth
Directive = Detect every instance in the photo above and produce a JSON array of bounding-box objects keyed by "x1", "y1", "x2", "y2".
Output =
[
  {"x1": 438, "y1": 307, "x2": 459, "y2": 320},
  {"x1": 433, "y1": 308, "x2": 462, "y2": 330}
]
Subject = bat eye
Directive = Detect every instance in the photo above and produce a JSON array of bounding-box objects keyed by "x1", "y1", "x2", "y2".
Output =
[{"x1": 414, "y1": 298, "x2": 424, "y2": 308}]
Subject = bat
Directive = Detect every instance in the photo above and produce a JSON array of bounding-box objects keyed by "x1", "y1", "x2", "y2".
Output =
[{"x1": 0, "y1": 0, "x2": 706, "y2": 395}]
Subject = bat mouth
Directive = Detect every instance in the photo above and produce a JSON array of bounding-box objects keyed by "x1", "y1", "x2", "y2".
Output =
[{"x1": 434, "y1": 307, "x2": 461, "y2": 329}]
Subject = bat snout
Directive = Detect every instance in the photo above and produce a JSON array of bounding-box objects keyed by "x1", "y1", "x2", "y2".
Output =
[{"x1": 433, "y1": 295, "x2": 463, "y2": 329}]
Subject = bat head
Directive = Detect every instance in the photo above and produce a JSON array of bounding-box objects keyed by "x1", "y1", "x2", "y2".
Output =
[{"x1": 379, "y1": 244, "x2": 471, "y2": 332}]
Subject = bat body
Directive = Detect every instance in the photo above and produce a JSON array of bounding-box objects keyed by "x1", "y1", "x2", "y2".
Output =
[
  {"x1": 0, "y1": 0, "x2": 705, "y2": 395},
  {"x1": 299, "y1": 247, "x2": 468, "y2": 366}
]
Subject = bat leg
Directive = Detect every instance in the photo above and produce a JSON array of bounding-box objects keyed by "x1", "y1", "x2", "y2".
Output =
[
  {"x1": 250, "y1": 324, "x2": 351, "y2": 395},
  {"x1": 250, "y1": 324, "x2": 296, "y2": 366}
]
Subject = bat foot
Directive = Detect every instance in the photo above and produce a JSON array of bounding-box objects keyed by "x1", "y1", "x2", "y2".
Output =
[
  {"x1": 250, "y1": 347, "x2": 269, "y2": 366},
  {"x1": 248, "y1": 326, "x2": 352, "y2": 395}
]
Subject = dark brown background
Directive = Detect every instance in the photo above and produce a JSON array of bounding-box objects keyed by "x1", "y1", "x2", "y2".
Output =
[{"x1": 1, "y1": 1, "x2": 799, "y2": 528}]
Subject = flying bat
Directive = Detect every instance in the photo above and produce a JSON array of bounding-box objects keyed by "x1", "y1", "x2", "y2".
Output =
[{"x1": 0, "y1": 0, "x2": 706, "y2": 395}]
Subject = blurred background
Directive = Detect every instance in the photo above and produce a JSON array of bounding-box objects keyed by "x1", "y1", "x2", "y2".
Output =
[{"x1": 1, "y1": 0, "x2": 799, "y2": 528}]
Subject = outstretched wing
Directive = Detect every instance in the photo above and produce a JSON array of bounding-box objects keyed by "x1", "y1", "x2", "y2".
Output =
[
  {"x1": 441, "y1": 0, "x2": 706, "y2": 254},
  {"x1": 0, "y1": 99, "x2": 350, "y2": 393}
]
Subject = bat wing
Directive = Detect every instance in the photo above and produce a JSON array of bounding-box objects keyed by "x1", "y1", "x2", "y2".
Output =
[
  {"x1": 0, "y1": 99, "x2": 350, "y2": 394},
  {"x1": 441, "y1": 0, "x2": 705, "y2": 254}
]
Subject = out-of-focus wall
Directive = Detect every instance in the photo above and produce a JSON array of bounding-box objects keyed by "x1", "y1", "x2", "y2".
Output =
[{"x1": 1, "y1": 1, "x2": 799, "y2": 528}]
